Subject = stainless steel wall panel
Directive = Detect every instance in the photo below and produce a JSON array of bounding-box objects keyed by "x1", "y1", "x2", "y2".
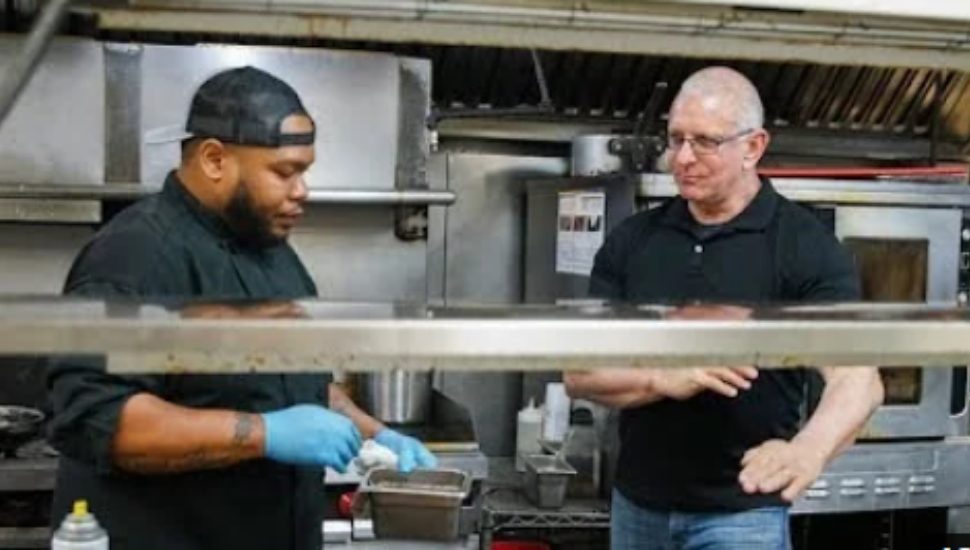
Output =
[
  {"x1": 290, "y1": 206, "x2": 426, "y2": 302},
  {"x1": 442, "y1": 153, "x2": 567, "y2": 303},
  {"x1": 437, "y1": 371, "x2": 521, "y2": 457},
  {"x1": 430, "y1": 152, "x2": 565, "y2": 456},
  {"x1": 0, "y1": 225, "x2": 94, "y2": 293},
  {"x1": 524, "y1": 175, "x2": 635, "y2": 304},
  {"x1": 139, "y1": 43, "x2": 402, "y2": 190},
  {"x1": 0, "y1": 206, "x2": 425, "y2": 302},
  {"x1": 0, "y1": 37, "x2": 104, "y2": 185}
]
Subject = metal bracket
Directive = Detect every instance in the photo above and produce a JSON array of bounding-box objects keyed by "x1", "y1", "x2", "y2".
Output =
[
  {"x1": 104, "y1": 42, "x2": 142, "y2": 184},
  {"x1": 394, "y1": 205, "x2": 428, "y2": 241},
  {"x1": 607, "y1": 136, "x2": 666, "y2": 172},
  {"x1": 394, "y1": 59, "x2": 433, "y2": 241},
  {"x1": 396, "y1": 57, "x2": 432, "y2": 190}
]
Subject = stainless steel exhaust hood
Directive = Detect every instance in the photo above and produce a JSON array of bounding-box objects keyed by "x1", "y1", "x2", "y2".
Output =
[
  {"x1": 87, "y1": 1, "x2": 970, "y2": 70},
  {"x1": 67, "y1": 1, "x2": 970, "y2": 163}
]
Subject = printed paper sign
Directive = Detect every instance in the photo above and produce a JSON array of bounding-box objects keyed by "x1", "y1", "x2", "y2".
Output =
[{"x1": 555, "y1": 190, "x2": 606, "y2": 276}]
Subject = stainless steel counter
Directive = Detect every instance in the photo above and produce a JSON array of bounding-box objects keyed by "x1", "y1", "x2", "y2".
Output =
[{"x1": 0, "y1": 299, "x2": 968, "y2": 371}]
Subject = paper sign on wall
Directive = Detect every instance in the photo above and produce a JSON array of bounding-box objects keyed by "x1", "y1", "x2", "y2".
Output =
[{"x1": 555, "y1": 190, "x2": 606, "y2": 276}]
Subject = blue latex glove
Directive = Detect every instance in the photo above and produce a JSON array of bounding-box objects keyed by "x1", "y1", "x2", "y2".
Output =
[
  {"x1": 261, "y1": 405, "x2": 362, "y2": 472},
  {"x1": 374, "y1": 428, "x2": 438, "y2": 473}
]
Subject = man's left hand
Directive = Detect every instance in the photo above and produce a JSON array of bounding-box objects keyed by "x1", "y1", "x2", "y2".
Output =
[
  {"x1": 374, "y1": 429, "x2": 438, "y2": 473},
  {"x1": 738, "y1": 439, "x2": 826, "y2": 502}
]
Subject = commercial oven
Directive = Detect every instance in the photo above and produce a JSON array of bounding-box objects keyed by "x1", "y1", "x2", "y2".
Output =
[{"x1": 828, "y1": 205, "x2": 967, "y2": 440}]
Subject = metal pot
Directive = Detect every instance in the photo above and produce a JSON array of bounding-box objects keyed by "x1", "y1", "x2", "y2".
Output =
[
  {"x1": 359, "y1": 370, "x2": 432, "y2": 425},
  {"x1": 571, "y1": 134, "x2": 623, "y2": 176}
]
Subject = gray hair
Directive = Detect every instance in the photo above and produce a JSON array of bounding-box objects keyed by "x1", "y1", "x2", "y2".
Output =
[{"x1": 672, "y1": 66, "x2": 764, "y2": 132}]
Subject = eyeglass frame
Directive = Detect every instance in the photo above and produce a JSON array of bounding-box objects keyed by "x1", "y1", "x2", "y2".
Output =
[{"x1": 665, "y1": 127, "x2": 757, "y2": 156}]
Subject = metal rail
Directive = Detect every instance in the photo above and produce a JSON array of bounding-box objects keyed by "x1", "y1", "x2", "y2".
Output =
[
  {"x1": 1, "y1": 299, "x2": 970, "y2": 372},
  {"x1": 0, "y1": 184, "x2": 456, "y2": 206}
]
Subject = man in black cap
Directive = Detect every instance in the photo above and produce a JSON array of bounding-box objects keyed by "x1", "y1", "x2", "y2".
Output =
[{"x1": 47, "y1": 66, "x2": 436, "y2": 550}]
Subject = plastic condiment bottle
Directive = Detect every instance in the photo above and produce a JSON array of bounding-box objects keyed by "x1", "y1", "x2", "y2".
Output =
[
  {"x1": 516, "y1": 398, "x2": 543, "y2": 471},
  {"x1": 542, "y1": 382, "x2": 571, "y2": 443}
]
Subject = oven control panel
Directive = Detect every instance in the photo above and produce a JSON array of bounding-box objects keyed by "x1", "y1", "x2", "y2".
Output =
[
  {"x1": 791, "y1": 441, "x2": 970, "y2": 515},
  {"x1": 802, "y1": 474, "x2": 936, "y2": 502}
]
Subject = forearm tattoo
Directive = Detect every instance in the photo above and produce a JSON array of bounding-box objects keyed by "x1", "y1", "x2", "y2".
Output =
[
  {"x1": 232, "y1": 413, "x2": 255, "y2": 447},
  {"x1": 116, "y1": 413, "x2": 258, "y2": 474}
]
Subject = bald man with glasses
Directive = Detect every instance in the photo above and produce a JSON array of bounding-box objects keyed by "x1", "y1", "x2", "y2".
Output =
[{"x1": 565, "y1": 67, "x2": 883, "y2": 550}]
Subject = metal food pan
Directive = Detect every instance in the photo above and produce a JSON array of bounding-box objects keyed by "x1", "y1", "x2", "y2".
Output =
[
  {"x1": 355, "y1": 468, "x2": 471, "y2": 541},
  {"x1": 523, "y1": 454, "x2": 576, "y2": 509}
]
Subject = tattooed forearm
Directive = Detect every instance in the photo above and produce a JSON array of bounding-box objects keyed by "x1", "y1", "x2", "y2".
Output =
[
  {"x1": 116, "y1": 450, "x2": 240, "y2": 474},
  {"x1": 111, "y1": 394, "x2": 267, "y2": 475},
  {"x1": 114, "y1": 411, "x2": 264, "y2": 474}
]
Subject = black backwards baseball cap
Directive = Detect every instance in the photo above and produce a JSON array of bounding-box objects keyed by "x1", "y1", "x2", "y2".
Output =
[{"x1": 148, "y1": 66, "x2": 315, "y2": 147}]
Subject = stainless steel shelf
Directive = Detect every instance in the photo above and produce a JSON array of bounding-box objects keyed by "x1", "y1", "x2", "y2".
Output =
[
  {"x1": 0, "y1": 184, "x2": 456, "y2": 206},
  {"x1": 480, "y1": 489, "x2": 609, "y2": 550},
  {"x1": 481, "y1": 457, "x2": 610, "y2": 532},
  {"x1": 0, "y1": 299, "x2": 969, "y2": 372},
  {"x1": 481, "y1": 488, "x2": 610, "y2": 537}
]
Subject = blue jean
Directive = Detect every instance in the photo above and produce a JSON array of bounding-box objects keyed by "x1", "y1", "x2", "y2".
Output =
[{"x1": 610, "y1": 489, "x2": 791, "y2": 550}]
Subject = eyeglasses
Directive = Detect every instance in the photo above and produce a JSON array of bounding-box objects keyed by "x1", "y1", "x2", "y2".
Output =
[{"x1": 666, "y1": 128, "x2": 755, "y2": 156}]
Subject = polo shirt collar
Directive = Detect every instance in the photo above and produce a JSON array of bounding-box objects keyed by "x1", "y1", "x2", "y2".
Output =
[{"x1": 660, "y1": 176, "x2": 778, "y2": 233}]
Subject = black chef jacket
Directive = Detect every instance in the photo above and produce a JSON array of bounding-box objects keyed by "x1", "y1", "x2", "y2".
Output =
[{"x1": 47, "y1": 172, "x2": 331, "y2": 550}]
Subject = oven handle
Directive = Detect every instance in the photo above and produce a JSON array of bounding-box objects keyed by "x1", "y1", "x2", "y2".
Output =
[{"x1": 950, "y1": 366, "x2": 969, "y2": 436}]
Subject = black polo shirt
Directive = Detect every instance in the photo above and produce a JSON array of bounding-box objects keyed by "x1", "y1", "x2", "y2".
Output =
[
  {"x1": 47, "y1": 172, "x2": 330, "y2": 550},
  {"x1": 589, "y1": 178, "x2": 859, "y2": 511}
]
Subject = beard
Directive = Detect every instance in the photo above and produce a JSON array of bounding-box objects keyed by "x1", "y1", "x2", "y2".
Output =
[{"x1": 224, "y1": 181, "x2": 283, "y2": 248}]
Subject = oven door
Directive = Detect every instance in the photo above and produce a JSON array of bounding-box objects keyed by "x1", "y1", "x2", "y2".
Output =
[{"x1": 834, "y1": 206, "x2": 963, "y2": 439}]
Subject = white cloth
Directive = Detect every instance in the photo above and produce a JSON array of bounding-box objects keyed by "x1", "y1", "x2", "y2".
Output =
[{"x1": 353, "y1": 439, "x2": 398, "y2": 474}]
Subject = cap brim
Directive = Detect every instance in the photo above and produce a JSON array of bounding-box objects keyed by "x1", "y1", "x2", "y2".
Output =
[{"x1": 144, "y1": 124, "x2": 194, "y2": 145}]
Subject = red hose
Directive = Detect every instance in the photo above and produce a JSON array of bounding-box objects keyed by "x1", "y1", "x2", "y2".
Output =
[{"x1": 758, "y1": 165, "x2": 968, "y2": 179}]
